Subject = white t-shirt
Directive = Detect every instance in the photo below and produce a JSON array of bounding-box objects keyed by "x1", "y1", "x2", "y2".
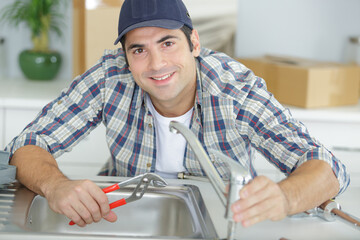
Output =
[{"x1": 146, "y1": 95, "x2": 193, "y2": 179}]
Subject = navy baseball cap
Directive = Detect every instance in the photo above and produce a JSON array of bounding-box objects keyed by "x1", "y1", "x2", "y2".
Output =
[{"x1": 114, "y1": 0, "x2": 193, "y2": 45}]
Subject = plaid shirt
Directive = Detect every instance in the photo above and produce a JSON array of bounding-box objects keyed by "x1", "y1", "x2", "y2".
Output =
[{"x1": 6, "y1": 48, "x2": 349, "y2": 194}]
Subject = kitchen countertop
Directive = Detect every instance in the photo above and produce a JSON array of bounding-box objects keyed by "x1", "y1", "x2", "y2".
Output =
[
  {"x1": 286, "y1": 101, "x2": 360, "y2": 123},
  {"x1": 1, "y1": 175, "x2": 359, "y2": 240}
]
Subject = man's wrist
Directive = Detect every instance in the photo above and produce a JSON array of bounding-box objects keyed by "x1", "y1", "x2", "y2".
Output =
[
  {"x1": 40, "y1": 172, "x2": 68, "y2": 198},
  {"x1": 278, "y1": 181, "x2": 293, "y2": 216}
]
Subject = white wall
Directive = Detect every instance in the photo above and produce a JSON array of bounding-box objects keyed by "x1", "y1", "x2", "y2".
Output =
[
  {"x1": 0, "y1": 0, "x2": 73, "y2": 80},
  {"x1": 235, "y1": 0, "x2": 360, "y2": 63}
]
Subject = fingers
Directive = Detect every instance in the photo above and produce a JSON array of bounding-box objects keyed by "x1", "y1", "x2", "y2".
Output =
[
  {"x1": 87, "y1": 183, "x2": 111, "y2": 219},
  {"x1": 73, "y1": 180, "x2": 111, "y2": 225},
  {"x1": 231, "y1": 176, "x2": 289, "y2": 227},
  {"x1": 103, "y1": 210, "x2": 118, "y2": 223},
  {"x1": 46, "y1": 179, "x2": 112, "y2": 227},
  {"x1": 59, "y1": 203, "x2": 86, "y2": 227},
  {"x1": 236, "y1": 176, "x2": 271, "y2": 210},
  {"x1": 75, "y1": 188, "x2": 102, "y2": 224}
]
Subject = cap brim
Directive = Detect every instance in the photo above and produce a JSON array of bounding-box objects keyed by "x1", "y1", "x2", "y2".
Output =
[{"x1": 114, "y1": 19, "x2": 184, "y2": 45}]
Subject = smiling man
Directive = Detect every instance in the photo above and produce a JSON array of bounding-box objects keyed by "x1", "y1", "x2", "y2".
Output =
[
  {"x1": 6, "y1": 0, "x2": 349, "y2": 228},
  {"x1": 125, "y1": 26, "x2": 199, "y2": 117}
]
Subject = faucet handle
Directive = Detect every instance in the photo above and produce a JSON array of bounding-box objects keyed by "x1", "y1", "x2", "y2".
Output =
[
  {"x1": 209, "y1": 148, "x2": 252, "y2": 221},
  {"x1": 208, "y1": 149, "x2": 251, "y2": 180}
]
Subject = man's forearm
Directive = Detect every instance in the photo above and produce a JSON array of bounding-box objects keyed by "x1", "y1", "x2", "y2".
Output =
[
  {"x1": 279, "y1": 159, "x2": 340, "y2": 216},
  {"x1": 10, "y1": 145, "x2": 68, "y2": 197}
]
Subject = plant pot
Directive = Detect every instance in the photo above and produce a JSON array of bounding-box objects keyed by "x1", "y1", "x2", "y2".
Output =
[{"x1": 19, "y1": 50, "x2": 62, "y2": 80}]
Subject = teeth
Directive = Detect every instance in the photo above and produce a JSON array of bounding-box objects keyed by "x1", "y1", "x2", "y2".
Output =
[{"x1": 152, "y1": 73, "x2": 172, "y2": 81}]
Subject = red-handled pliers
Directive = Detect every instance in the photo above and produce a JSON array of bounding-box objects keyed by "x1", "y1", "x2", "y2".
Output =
[{"x1": 69, "y1": 173, "x2": 167, "y2": 225}]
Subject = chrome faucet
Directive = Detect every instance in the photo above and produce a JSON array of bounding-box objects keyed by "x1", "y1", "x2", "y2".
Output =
[{"x1": 169, "y1": 121, "x2": 252, "y2": 240}]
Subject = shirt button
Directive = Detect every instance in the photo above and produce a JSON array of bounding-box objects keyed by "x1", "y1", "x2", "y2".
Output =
[
  {"x1": 288, "y1": 123, "x2": 294, "y2": 128},
  {"x1": 57, "y1": 100, "x2": 63, "y2": 105},
  {"x1": 148, "y1": 123, "x2": 152, "y2": 128},
  {"x1": 147, "y1": 163, "x2": 152, "y2": 168}
]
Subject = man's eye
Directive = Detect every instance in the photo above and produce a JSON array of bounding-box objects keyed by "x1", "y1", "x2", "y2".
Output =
[
  {"x1": 163, "y1": 41, "x2": 173, "y2": 47},
  {"x1": 134, "y1": 48, "x2": 144, "y2": 54}
]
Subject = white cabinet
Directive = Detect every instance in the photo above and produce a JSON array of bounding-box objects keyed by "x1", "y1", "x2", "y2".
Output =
[
  {"x1": 4, "y1": 107, "x2": 40, "y2": 146},
  {"x1": 299, "y1": 120, "x2": 360, "y2": 152}
]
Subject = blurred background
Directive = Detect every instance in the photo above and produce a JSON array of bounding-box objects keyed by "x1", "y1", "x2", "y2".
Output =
[{"x1": 0, "y1": 0, "x2": 359, "y2": 80}]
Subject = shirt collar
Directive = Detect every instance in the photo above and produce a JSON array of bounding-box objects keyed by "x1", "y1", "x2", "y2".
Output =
[
  {"x1": 131, "y1": 82, "x2": 145, "y2": 110},
  {"x1": 194, "y1": 58, "x2": 203, "y2": 108}
]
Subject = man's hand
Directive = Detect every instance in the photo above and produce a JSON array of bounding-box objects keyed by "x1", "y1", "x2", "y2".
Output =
[
  {"x1": 44, "y1": 179, "x2": 117, "y2": 227},
  {"x1": 10, "y1": 146, "x2": 118, "y2": 227},
  {"x1": 231, "y1": 176, "x2": 289, "y2": 227},
  {"x1": 231, "y1": 160, "x2": 340, "y2": 227}
]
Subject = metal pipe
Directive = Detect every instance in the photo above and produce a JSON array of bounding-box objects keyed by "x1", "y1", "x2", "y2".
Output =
[
  {"x1": 319, "y1": 200, "x2": 360, "y2": 230},
  {"x1": 332, "y1": 209, "x2": 360, "y2": 228},
  {"x1": 177, "y1": 172, "x2": 210, "y2": 182}
]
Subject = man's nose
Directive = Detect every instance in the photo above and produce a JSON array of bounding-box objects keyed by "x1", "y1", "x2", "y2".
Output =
[{"x1": 148, "y1": 50, "x2": 166, "y2": 71}]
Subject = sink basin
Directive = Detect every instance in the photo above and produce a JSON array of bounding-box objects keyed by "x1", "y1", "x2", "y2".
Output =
[{"x1": 5, "y1": 182, "x2": 218, "y2": 239}]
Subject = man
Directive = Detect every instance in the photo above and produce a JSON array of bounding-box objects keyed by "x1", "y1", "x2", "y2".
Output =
[{"x1": 6, "y1": 0, "x2": 349, "y2": 228}]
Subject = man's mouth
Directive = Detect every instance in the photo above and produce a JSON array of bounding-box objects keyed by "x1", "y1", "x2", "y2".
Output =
[{"x1": 150, "y1": 72, "x2": 175, "y2": 81}]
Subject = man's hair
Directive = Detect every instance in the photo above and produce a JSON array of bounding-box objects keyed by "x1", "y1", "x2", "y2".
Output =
[{"x1": 120, "y1": 25, "x2": 194, "y2": 66}]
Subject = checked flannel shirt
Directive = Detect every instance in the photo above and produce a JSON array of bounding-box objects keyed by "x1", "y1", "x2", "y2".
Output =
[{"x1": 6, "y1": 47, "x2": 349, "y2": 194}]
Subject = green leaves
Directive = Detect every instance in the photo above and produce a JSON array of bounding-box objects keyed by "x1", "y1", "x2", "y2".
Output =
[{"x1": 0, "y1": 0, "x2": 66, "y2": 52}]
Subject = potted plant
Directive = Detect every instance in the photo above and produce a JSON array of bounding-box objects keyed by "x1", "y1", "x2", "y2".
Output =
[{"x1": 0, "y1": 0, "x2": 65, "y2": 80}]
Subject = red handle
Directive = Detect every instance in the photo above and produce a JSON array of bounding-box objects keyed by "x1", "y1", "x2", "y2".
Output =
[
  {"x1": 102, "y1": 184, "x2": 120, "y2": 193},
  {"x1": 109, "y1": 198, "x2": 127, "y2": 209}
]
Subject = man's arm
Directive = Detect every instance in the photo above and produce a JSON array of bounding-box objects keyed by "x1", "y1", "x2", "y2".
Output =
[
  {"x1": 10, "y1": 145, "x2": 117, "y2": 227},
  {"x1": 231, "y1": 159, "x2": 339, "y2": 227}
]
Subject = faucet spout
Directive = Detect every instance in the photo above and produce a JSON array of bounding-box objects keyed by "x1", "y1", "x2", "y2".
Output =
[
  {"x1": 169, "y1": 121, "x2": 253, "y2": 240},
  {"x1": 169, "y1": 121, "x2": 252, "y2": 220},
  {"x1": 169, "y1": 121, "x2": 252, "y2": 239},
  {"x1": 169, "y1": 121, "x2": 227, "y2": 206}
]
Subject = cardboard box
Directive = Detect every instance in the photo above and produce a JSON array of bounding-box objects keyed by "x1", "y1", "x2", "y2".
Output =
[
  {"x1": 356, "y1": 65, "x2": 360, "y2": 97},
  {"x1": 238, "y1": 56, "x2": 360, "y2": 108}
]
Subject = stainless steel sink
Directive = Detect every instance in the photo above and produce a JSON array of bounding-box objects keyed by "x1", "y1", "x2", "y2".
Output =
[{"x1": 3, "y1": 181, "x2": 218, "y2": 239}]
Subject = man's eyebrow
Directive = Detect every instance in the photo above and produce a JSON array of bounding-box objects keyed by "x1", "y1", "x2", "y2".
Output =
[
  {"x1": 127, "y1": 43, "x2": 145, "y2": 52},
  {"x1": 127, "y1": 35, "x2": 179, "y2": 52},
  {"x1": 156, "y1": 35, "x2": 179, "y2": 44}
]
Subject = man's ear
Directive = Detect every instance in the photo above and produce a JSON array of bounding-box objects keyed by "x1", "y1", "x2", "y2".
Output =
[{"x1": 190, "y1": 29, "x2": 201, "y2": 57}]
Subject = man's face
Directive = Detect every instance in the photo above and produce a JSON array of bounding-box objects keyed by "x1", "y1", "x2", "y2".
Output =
[{"x1": 124, "y1": 27, "x2": 201, "y2": 117}]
